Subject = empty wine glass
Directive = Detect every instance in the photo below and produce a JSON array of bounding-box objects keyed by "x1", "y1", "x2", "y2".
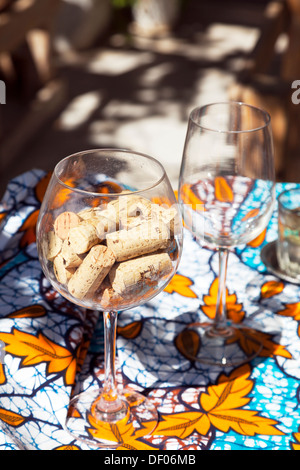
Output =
[
  {"x1": 36, "y1": 149, "x2": 183, "y2": 447},
  {"x1": 178, "y1": 102, "x2": 275, "y2": 367}
]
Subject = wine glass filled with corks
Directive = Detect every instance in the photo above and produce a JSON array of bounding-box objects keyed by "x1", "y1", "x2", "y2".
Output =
[{"x1": 36, "y1": 148, "x2": 183, "y2": 448}]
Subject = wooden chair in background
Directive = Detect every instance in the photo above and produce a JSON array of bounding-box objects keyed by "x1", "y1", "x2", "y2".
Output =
[
  {"x1": 229, "y1": 0, "x2": 300, "y2": 181},
  {"x1": 0, "y1": 0, "x2": 66, "y2": 173}
]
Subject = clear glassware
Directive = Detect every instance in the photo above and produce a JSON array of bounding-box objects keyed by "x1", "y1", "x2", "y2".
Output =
[
  {"x1": 277, "y1": 188, "x2": 300, "y2": 279},
  {"x1": 36, "y1": 149, "x2": 183, "y2": 447},
  {"x1": 178, "y1": 102, "x2": 275, "y2": 367}
]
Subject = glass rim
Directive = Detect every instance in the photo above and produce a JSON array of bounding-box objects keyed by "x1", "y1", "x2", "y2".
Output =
[
  {"x1": 53, "y1": 148, "x2": 167, "y2": 197},
  {"x1": 278, "y1": 186, "x2": 300, "y2": 211},
  {"x1": 189, "y1": 101, "x2": 271, "y2": 134}
]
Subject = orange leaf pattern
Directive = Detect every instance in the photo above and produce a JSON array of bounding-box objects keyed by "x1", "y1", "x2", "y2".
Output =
[
  {"x1": 277, "y1": 302, "x2": 300, "y2": 337},
  {"x1": 228, "y1": 327, "x2": 292, "y2": 360},
  {"x1": 8, "y1": 305, "x2": 47, "y2": 319},
  {"x1": 198, "y1": 278, "x2": 291, "y2": 361},
  {"x1": 260, "y1": 280, "x2": 285, "y2": 299},
  {"x1": 214, "y1": 176, "x2": 234, "y2": 203},
  {"x1": 201, "y1": 278, "x2": 245, "y2": 323},
  {"x1": 54, "y1": 445, "x2": 81, "y2": 450},
  {"x1": 0, "y1": 171, "x2": 299, "y2": 450},
  {"x1": 0, "y1": 408, "x2": 27, "y2": 427},
  {"x1": 19, "y1": 210, "x2": 39, "y2": 247},
  {"x1": 87, "y1": 412, "x2": 156, "y2": 450},
  {"x1": 291, "y1": 429, "x2": 300, "y2": 450},
  {"x1": 0, "y1": 329, "x2": 77, "y2": 386},
  {"x1": 174, "y1": 329, "x2": 200, "y2": 360},
  {"x1": 247, "y1": 228, "x2": 267, "y2": 248},
  {"x1": 278, "y1": 303, "x2": 300, "y2": 321},
  {"x1": 200, "y1": 366, "x2": 283, "y2": 436},
  {"x1": 117, "y1": 321, "x2": 143, "y2": 339},
  {"x1": 164, "y1": 274, "x2": 197, "y2": 298},
  {"x1": 179, "y1": 183, "x2": 205, "y2": 211},
  {"x1": 0, "y1": 363, "x2": 6, "y2": 385},
  {"x1": 154, "y1": 365, "x2": 283, "y2": 440}
]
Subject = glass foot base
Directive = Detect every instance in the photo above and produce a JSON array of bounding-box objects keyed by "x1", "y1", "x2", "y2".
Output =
[
  {"x1": 65, "y1": 388, "x2": 158, "y2": 448},
  {"x1": 176, "y1": 322, "x2": 263, "y2": 367}
]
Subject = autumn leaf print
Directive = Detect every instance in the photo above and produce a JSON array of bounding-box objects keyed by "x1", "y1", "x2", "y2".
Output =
[
  {"x1": 18, "y1": 173, "x2": 53, "y2": 247},
  {"x1": 87, "y1": 407, "x2": 157, "y2": 450},
  {"x1": 52, "y1": 177, "x2": 77, "y2": 208},
  {"x1": 54, "y1": 445, "x2": 81, "y2": 450},
  {"x1": 164, "y1": 274, "x2": 197, "y2": 298},
  {"x1": 247, "y1": 228, "x2": 267, "y2": 248},
  {"x1": 0, "y1": 211, "x2": 7, "y2": 225},
  {"x1": 227, "y1": 327, "x2": 292, "y2": 360},
  {"x1": 8, "y1": 304, "x2": 47, "y2": 319},
  {"x1": 117, "y1": 321, "x2": 143, "y2": 339},
  {"x1": 260, "y1": 281, "x2": 284, "y2": 299},
  {"x1": 214, "y1": 177, "x2": 234, "y2": 203},
  {"x1": 175, "y1": 329, "x2": 201, "y2": 361},
  {"x1": 0, "y1": 408, "x2": 27, "y2": 427},
  {"x1": 151, "y1": 196, "x2": 172, "y2": 207},
  {"x1": 19, "y1": 209, "x2": 39, "y2": 247},
  {"x1": 278, "y1": 303, "x2": 300, "y2": 322},
  {"x1": 35, "y1": 172, "x2": 52, "y2": 203},
  {"x1": 188, "y1": 279, "x2": 290, "y2": 361},
  {"x1": 291, "y1": 429, "x2": 300, "y2": 450},
  {"x1": 154, "y1": 365, "x2": 283, "y2": 439},
  {"x1": 154, "y1": 411, "x2": 210, "y2": 439},
  {"x1": 277, "y1": 302, "x2": 300, "y2": 337},
  {"x1": 95, "y1": 181, "x2": 123, "y2": 194},
  {"x1": 0, "y1": 363, "x2": 5, "y2": 385},
  {"x1": 201, "y1": 278, "x2": 245, "y2": 323},
  {"x1": 75, "y1": 339, "x2": 90, "y2": 376},
  {"x1": 179, "y1": 183, "x2": 205, "y2": 211},
  {"x1": 241, "y1": 208, "x2": 260, "y2": 221},
  {"x1": 0, "y1": 329, "x2": 77, "y2": 386},
  {"x1": 200, "y1": 365, "x2": 284, "y2": 436},
  {"x1": 82, "y1": 181, "x2": 124, "y2": 207}
]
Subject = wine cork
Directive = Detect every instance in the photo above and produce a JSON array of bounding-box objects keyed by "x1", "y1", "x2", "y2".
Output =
[
  {"x1": 107, "y1": 195, "x2": 152, "y2": 222},
  {"x1": 164, "y1": 207, "x2": 179, "y2": 233},
  {"x1": 97, "y1": 207, "x2": 118, "y2": 223},
  {"x1": 119, "y1": 215, "x2": 143, "y2": 230},
  {"x1": 106, "y1": 198, "x2": 126, "y2": 219},
  {"x1": 68, "y1": 245, "x2": 116, "y2": 300},
  {"x1": 80, "y1": 207, "x2": 119, "y2": 232},
  {"x1": 109, "y1": 252, "x2": 172, "y2": 295},
  {"x1": 77, "y1": 207, "x2": 106, "y2": 220},
  {"x1": 151, "y1": 205, "x2": 179, "y2": 236},
  {"x1": 106, "y1": 219, "x2": 170, "y2": 262},
  {"x1": 119, "y1": 198, "x2": 152, "y2": 230},
  {"x1": 126, "y1": 198, "x2": 152, "y2": 218},
  {"x1": 61, "y1": 239, "x2": 85, "y2": 268},
  {"x1": 54, "y1": 211, "x2": 81, "y2": 240},
  {"x1": 95, "y1": 215, "x2": 118, "y2": 239},
  {"x1": 68, "y1": 222, "x2": 100, "y2": 254},
  {"x1": 77, "y1": 208, "x2": 95, "y2": 220},
  {"x1": 53, "y1": 254, "x2": 76, "y2": 284},
  {"x1": 95, "y1": 279, "x2": 125, "y2": 309},
  {"x1": 45, "y1": 231, "x2": 62, "y2": 261},
  {"x1": 77, "y1": 206, "x2": 117, "y2": 237}
]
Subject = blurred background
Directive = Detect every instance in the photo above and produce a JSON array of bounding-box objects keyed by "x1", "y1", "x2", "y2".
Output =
[{"x1": 0, "y1": 0, "x2": 299, "y2": 198}]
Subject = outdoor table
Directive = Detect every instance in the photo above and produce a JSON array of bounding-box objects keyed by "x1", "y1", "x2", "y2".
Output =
[{"x1": 0, "y1": 169, "x2": 299, "y2": 451}]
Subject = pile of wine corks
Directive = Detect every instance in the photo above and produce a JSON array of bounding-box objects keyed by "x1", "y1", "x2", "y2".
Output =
[{"x1": 43, "y1": 194, "x2": 178, "y2": 307}]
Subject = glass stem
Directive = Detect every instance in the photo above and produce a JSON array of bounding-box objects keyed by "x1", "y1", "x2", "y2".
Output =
[
  {"x1": 213, "y1": 248, "x2": 231, "y2": 336},
  {"x1": 103, "y1": 310, "x2": 118, "y2": 399},
  {"x1": 96, "y1": 311, "x2": 124, "y2": 417}
]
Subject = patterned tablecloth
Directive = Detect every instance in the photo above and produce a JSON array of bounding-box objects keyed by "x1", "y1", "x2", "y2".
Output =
[{"x1": 0, "y1": 169, "x2": 300, "y2": 451}]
